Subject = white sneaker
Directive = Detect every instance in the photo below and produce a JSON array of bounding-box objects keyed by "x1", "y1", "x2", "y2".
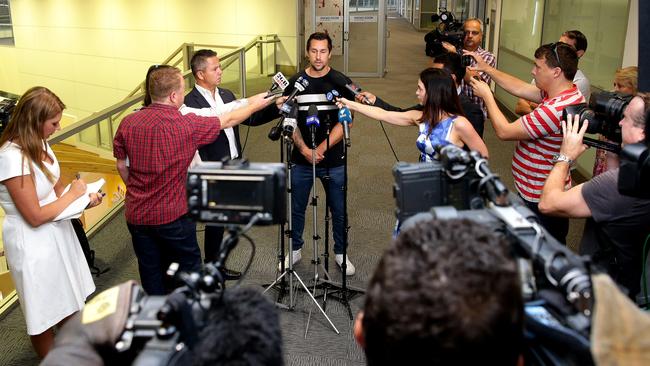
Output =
[
  {"x1": 280, "y1": 249, "x2": 302, "y2": 271},
  {"x1": 335, "y1": 254, "x2": 356, "y2": 276}
]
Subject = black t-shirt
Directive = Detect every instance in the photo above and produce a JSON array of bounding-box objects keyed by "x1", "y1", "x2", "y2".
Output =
[
  {"x1": 284, "y1": 68, "x2": 356, "y2": 167},
  {"x1": 580, "y1": 169, "x2": 650, "y2": 296}
]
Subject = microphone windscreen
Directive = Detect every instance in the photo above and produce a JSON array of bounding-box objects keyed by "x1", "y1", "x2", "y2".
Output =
[{"x1": 338, "y1": 107, "x2": 352, "y2": 123}]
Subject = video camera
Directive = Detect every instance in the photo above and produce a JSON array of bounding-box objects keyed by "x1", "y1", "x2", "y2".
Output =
[
  {"x1": 88, "y1": 161, "x2": 287, "y2": 365},
  {"x1": 0, "y1": 97, "x2": 17, "y2": 135},
  {"x1": 396, "y1": 145, "x2": 595, "y2": 365},
  {"x1": 187, "y1": 159, "x2": 286, "y2": 226},
  {"x1": 424, "y1": 8, "x2": 471, "y2": 67},
  {"x1": 562, "y1": 91, "x2": 633, "y2": 153}
]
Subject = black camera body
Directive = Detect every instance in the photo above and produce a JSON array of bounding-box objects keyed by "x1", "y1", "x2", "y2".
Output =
[
  {"x1": 562, "y1": 91, "x2": 633, "y2": 144},
  {"x1": 0, "y1": 97, "x2": 17, "y2": 136},
  {"x1": 186, "y1": 160, "x2": 286, "y2": 226},
  {"x1": 424, "y1": 10, "x2": 465, "y2": 57},
  {"x1": 392, "y1": 160, "x2": 482, "y2": 222},
  {"x1": 396, "y1": 145, "x2": 595, "y2": 365}
]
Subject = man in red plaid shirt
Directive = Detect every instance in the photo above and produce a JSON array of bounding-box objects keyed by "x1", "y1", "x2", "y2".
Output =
[{"x1": 113, "y1": 65, "x2": 273, "y2": 295}]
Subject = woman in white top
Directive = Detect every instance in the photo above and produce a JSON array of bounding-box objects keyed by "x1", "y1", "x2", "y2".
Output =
[{"x1": 0, "y1": 87, "x2": 102, "y2": 357}]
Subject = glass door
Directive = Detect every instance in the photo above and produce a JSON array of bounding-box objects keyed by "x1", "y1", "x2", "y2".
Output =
[{"x1": 307, "y1": 0, "x2": 386, "y2": 77}]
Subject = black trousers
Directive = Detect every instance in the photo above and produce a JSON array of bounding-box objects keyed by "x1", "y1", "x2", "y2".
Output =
[{"x1": 203, "y1": 225, "x2": 225, "y2": 263}]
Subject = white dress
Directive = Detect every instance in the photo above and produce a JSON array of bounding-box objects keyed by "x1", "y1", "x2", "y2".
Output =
[{"x1": 0, "y1": 142, "x2": 95, "y2": 335}]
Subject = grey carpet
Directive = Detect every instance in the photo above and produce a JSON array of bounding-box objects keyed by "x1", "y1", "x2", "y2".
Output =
[{"x1": 0, "y1": 17, "x2": 585, "y2": 365}]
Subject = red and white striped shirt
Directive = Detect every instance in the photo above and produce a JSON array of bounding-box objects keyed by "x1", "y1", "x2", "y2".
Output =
[{"x1": 513, "y1": 85, "x2": 585, "y2": 202}]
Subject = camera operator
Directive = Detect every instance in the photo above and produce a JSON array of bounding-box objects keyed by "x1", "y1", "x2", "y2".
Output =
[
  {"x1": 353, "y1": 218, "x2": 523, "y2": 365},
  {"x1": 539, "y1": 93, "x2": 650, "y2": 299},
  {"x1": 441, "y1": 18, "x2": 496, "y2": 117},
  {"x1": 41, "y1": 283, "x2": 284, "y2": 366},
  {"x1": 468, "y1": 42, "x2": 585, "y2": 244}
]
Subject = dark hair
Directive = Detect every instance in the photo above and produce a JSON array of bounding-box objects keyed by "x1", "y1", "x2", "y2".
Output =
[
  {"x1": 419, "y1": 68, "x2": 464, "y2": 132},
  {"x1": 193, "y1": 287, "x2": 284, "y2": 366},
  {"x1": 534, "y1": 42, "x2": 578, "y2": 81},
  {"x1": 362, "y1": 218, "x2": 524, "y2": 366},
  {"x1": 191, "y1": 49, "x2": 218, "y2": 77},
  {"x1": 562, "y1": 30, "x2": 588, "y2": 52},
  {"x1": 432, "y1": 52, "x2": 466, "y2": 84},
  {"x1": 306, "y1": 32, "x2": 332, "y2": 52}
]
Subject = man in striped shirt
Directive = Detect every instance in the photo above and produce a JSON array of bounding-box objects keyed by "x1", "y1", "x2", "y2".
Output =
[{"x1": 467, "y1": 42, "x2": 585, "y2": 244}]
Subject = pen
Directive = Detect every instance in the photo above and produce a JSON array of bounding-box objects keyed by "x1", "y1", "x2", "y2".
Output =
[{"x1": 75, "y1": 173, "x2": 80, "y2": 180}]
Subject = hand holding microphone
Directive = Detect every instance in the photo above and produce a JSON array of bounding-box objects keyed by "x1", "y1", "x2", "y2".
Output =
[
  {"x1": 280, "y1": 76, "x2": 309, "y2": 115},
  {"x1": 265, "y1": 72, "x2": 290, "y2": 97}
]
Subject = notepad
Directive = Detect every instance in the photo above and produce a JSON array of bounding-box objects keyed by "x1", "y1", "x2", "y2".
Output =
[{"x1": 54, "y1": 178, "x2": 106, "y2": 221}]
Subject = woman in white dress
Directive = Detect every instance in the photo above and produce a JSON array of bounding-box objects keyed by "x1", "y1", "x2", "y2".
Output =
[{"x1": 0, "y1": 86, "x2": 102, "y2": 357}]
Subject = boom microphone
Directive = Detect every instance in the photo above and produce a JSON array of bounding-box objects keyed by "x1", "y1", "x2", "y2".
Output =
[{"x1": 281, "y1": 77, "x2": 309, "y2": 115}]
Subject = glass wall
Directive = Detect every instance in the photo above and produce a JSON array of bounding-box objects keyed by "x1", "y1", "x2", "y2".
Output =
[
  {"x1": 540, "y1": 0, "x2": 630, "y2": 91},
  {"x1": 496, "y1": 0, "x2": 630, "y2": 110}
]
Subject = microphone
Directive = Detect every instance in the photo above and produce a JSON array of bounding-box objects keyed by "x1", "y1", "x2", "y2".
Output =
[
  {"x1": 267, "y1": 121, "x2": 282, "y2": 141},
  {"x1": 266, "y1": 72, "x2": 290, "y2": 97},
  {"x1": 281, "y1": 77, "x2": 309, "y2": 115},
  {"x1": 306, "y1": 104, "x2": 320, "y2": 128},
  {"x1": 325, "y1": 89, "x2": 340, "y2": 103},
  {"x1": 282, "y1": 102, "x2": 298, "y2": 138},
  {"x1": 338, "y1": 107, "x2": 352, "y2": 147},
  {"x1": 344, "y1": 82, "x2": 372, "y2": 105}
]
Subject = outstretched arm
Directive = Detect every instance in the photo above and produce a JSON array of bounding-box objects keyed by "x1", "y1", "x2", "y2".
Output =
[
  {"x1": 465, "y1": 50, "x2": 542, "y2": 103},
  {"x1": 337, "y1": 98, "x2": 421, "y2": 126}
]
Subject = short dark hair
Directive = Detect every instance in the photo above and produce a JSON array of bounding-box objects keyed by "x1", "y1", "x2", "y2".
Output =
[
  {"x1": 362, "y1": 218, "x2": 524, "y2": 366},
  {"x1": 534, "y1": 42, "x2": 578, "y2": 81},
  {"x1": 193, "y1": 287, "x2": 284, "y2": 366},
  {"x1": 191, "y1": 49, "x2": 218, "y2": 77},
  {"x1": 306, "y1": 32, "x2": 332, "y2": 52},
  {"x1": 562, "y1": 30, "x2": 588, "y2": 52},
  {"x1": 433, "y1": 52, "x2": 466, "y2": 84}
]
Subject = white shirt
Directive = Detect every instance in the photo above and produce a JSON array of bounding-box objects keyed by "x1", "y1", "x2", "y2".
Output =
[{"x1": 195, "y1": 84, "x2": 239, "y2": 159}]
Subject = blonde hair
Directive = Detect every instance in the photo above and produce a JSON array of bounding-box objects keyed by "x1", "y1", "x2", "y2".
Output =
[
  {"x1": 0, "y1": 86, "x2": 65, "y2": 183},
  {"x1": 614, "y1": 66, "x2": 638, "y2": 94},
  {"x1": 147, "y1": 66, "x2": 182, "y2": 102}
]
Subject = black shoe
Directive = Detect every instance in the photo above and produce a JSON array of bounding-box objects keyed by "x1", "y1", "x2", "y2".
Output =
[{"x1": 222, "y1": 268, "x2": 242, "y2": 280}]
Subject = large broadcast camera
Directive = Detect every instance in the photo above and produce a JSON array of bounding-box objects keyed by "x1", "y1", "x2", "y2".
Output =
[
  {"x1": 562, "y1": 91, "x2": 633, "y2": 153},
  {"x1": 396, "y1": 145, "x2": 594, "y2": 365},
  {"x1": 45, "y1": 161, "x2": 287, "y2": 365},
  {"x1": 423, "y1": 5, "x2": 471, "y2": 67}
]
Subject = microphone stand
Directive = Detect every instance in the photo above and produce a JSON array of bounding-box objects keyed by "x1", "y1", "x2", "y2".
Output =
[
  {"x1": 262, "y1": 132, "x2": 339, "y2": 334},
  {"x1": 320, "y1": 126, "x2": 365, "y2": 320}
]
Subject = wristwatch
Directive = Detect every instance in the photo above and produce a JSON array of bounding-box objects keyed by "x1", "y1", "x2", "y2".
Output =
[{"x1": 551, "y1": 153, "x2": 573, "y2": 165}]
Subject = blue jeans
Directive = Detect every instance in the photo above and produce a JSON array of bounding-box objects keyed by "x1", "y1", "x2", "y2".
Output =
[
  {"x1": 127, "y1": 216, "x2": 202, "y2": 295},
  {"x1": 291, "y1": 164, "x2": 346, "y2": 254}
]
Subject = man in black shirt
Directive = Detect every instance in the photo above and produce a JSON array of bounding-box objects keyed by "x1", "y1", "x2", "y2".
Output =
[
  {"x1": 283, "y1": 32, "x2": 357, "y2": 275},
  {"x1": 540, "y1": 93, "x2": 650, "y2": 298}
]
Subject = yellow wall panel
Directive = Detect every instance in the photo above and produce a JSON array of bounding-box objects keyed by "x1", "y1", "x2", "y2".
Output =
[{"x1": 1, "y1": 0, "x2": 298, "y2": 115}]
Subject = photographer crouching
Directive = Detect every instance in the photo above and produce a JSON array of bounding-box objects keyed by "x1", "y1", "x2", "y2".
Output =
[{"x1": 539, "y1": 93, "x2": 650, "y2": 299}]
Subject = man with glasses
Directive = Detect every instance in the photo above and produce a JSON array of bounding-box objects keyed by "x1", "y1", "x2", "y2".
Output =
[
  {"x1": 442, "y1": 18, "x2": 496, "y2": 117},
  {"x1": 466, "y1": 42, "x2": 584, "y2": 244},
  {"x1": 516, "y1": 30, "x2": 590, "y2": 115}
]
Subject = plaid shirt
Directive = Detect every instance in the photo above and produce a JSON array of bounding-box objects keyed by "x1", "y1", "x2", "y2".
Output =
[
  {"x1": 460, "y1": 46, "x2": 496, "y2": 118},
  {"x1": 113, "y1": 103, "x2": 221, "y2": 225}
]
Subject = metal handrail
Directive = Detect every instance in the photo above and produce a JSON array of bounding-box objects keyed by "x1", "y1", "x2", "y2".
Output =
[{"x1": 55, "y1": 34, "x2": 279, "y2": 149}]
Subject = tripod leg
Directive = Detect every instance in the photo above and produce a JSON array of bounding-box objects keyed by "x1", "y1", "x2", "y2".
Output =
[{"x1": 293, "y1": 272, "x2": 339, "y2": 334}]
